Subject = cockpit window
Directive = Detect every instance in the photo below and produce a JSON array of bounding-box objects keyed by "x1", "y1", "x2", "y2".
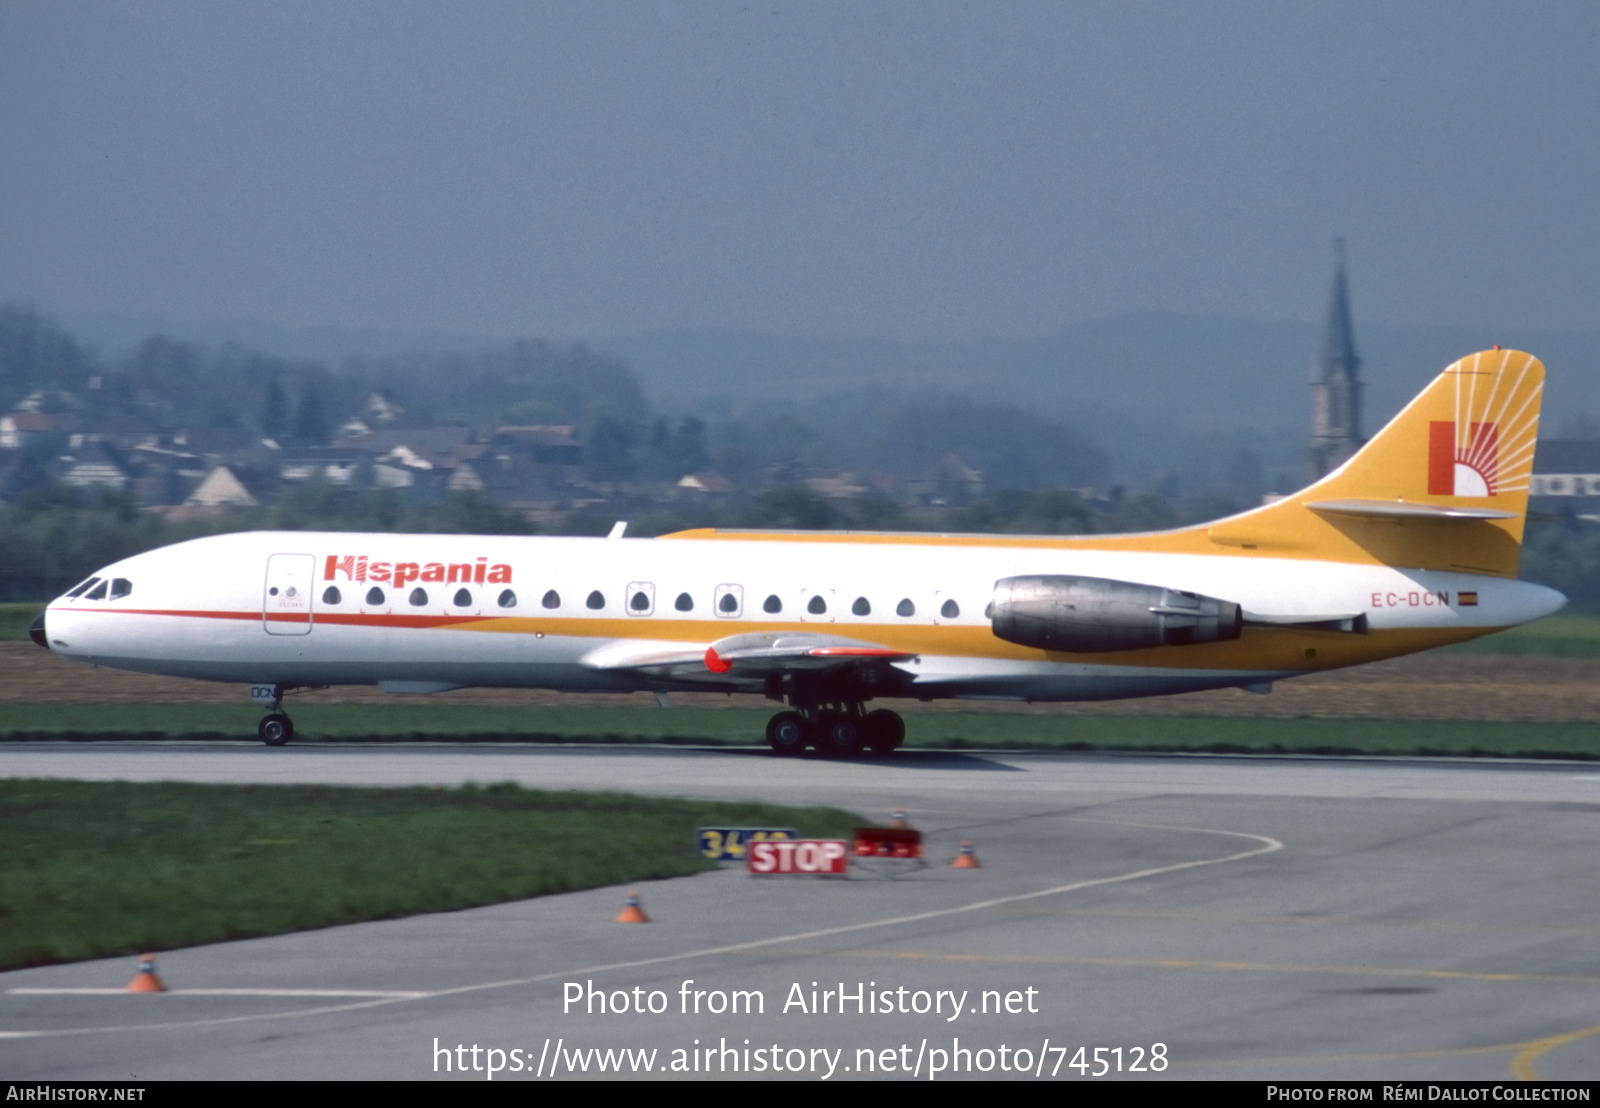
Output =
[
  {"x1": 110, "y1": 578, "x2": 132, "y2": 599},
  {"x1": 66, "y1": 577, "x2": 99, "y2": 599},
  {"x1": 84, "y1": 580, "x2": 109, "y2": 601}
]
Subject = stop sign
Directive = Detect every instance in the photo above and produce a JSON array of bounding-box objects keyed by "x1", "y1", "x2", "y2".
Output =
[{"x1": 747, "y1": 839, "x2": 849, "y2": 875}]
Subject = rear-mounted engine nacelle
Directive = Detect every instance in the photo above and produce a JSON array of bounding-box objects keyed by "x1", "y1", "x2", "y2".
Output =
[{"x1": 990, "y1": 574, "x2": 1242, "y2": 653}]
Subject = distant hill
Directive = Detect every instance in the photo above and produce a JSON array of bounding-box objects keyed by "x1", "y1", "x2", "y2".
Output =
[
  {"x1": 604, "y1": 316, "x2": 1600, "y2": 491},
  {"x1": 606, "y1": 315, "x2": 1600, "y2": 434}
]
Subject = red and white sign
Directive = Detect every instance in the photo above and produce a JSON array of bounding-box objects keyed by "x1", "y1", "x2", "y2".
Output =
[{"x1": 747, "y1": 839, "x2": 849, "y2": 875}]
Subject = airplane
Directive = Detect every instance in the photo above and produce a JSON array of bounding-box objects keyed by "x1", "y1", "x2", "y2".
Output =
[{"x1": 30, "y1": 348, "x2": 1563, "y2": 753}]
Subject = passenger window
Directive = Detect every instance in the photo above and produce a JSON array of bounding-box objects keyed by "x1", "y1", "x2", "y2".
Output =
[
  {"x1": 409, "y1": 588, "x2": 429, "y2": 607},
  {"x1": 630, "y1": 591, "x2": 650, "y2": 611},
  {"x1": 453, "y1": 588, "x2": 472, "y2": 607},
  {"x1": 66, "y1": 577, "x2": 99, "y2": 599},
  {"x1": 542, "y1": 589, "x2": 560, "y2": 609},
  {"x1": 763, "y1": 594, "x2": 782, "y2": 614},
  {"x1": 366, "y1": 587, "x2": 385, "y2": 606},
  {"x1": 807, "y1": 595, "x2": 827, "y2": 615},
  {"x1": 675, "y1": 592, "x2": 694, "y2": 611},
  {"x1": 852, "y1": 597, "x2": 870, "y2": 616},
  {"x1": 322, "y1": 586, "x2": 342, "y2": 605},
  {"x1": 110, "y1": 579, "x2": 132, "y2": 599},
  {"x1": 941, "y1": 599, "x2": 960, "y2": 619},
  {"x1": 85, "y1": 580, "x2": 108, "y2": 601},
  {"x1": 896, "y1": 598, "x2": 916, "y2": 617},
  {"x1": 714, "y1": 584, "x2": 743, "y2": 617},
  {"x1": 498, "y1": 589, "x2": 517, "y2": 608},
  {"x1": 586, "y1": 590, "x2": 605, "y2": 610}
]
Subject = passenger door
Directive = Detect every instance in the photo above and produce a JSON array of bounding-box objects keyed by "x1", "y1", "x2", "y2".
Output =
[{"x1": 263, "y1": 554, "x2": 315, "y2": 635}]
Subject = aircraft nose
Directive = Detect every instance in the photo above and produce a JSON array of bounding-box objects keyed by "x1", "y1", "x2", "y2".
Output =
[{"x1": 29, "y1": 611, "x2": 49, "y2": 651}]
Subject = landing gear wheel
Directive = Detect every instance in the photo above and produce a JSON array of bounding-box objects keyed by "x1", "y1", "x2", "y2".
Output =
[
  {"x1": 863, "y1": 709, "x2": 905, "y2": 755},
  {"x1": 818, "y1": 711, "x2": 864, "y2": 757},
  {"x1": 258, "y1": 712, "x2": 294, "y2": 747},
  {"x1": 765, "y1": 711, "x2": 810, "y2": 756}
]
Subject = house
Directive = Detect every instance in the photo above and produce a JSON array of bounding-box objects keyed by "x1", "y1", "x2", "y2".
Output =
[
  {"x1": 61, "y1": 441, "x2": 129, "y2": 490},
  {"x1": 0, "y1": 411, "x2": 51, "y2": 450},
  {"x1": 185, "y1": 465, "x2": 259, "y2": 508},
  {"x1": 677, "y1": 471, "x2": 733, "y2": 496}
]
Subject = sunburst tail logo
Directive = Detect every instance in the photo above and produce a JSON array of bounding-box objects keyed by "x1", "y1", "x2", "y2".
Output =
[
  {"x1": 1422, "y1": 352, "x2": 1542, "y2": 500},
  {"x1": 1428, "y1": 420, "x2": 1499, "y2": 496}
]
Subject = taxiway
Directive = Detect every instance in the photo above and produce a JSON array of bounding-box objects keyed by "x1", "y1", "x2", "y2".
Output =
[{"x1": 2, "y1": 743, "x2": 1598, "y2": 1081}]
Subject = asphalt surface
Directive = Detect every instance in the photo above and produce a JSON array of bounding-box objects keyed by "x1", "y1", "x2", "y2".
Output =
[{"x1": 3, "y1": 742, "x2": 1599, "y2": 1082}]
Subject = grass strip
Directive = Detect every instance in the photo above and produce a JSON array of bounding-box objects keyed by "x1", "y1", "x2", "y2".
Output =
[
  {"x1": 1438, "y1": 614, "x2": 1600, "y2": 657},
  {"x1": 0, "y1": 780, "x2": 858, "y2": 972},
  {"x1": 2, "y1": 703, "x2": 1598, "y2": 759},
  {"x1": 0, "y1": 603, "x2": 42, "y2": 642}
]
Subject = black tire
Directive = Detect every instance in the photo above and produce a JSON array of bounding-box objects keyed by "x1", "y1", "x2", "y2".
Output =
[
  {"x1": 863, "y1": 709, "x2": 905, "y2": 754},
  {"x1": 765, "y1": 711, "x2": 809, "y2": 756},
  {"x1": 258, "y1": 713, "x2": 294, "y2": 747},
  {"x1": 818, "y1": 711, "x2": 864, "y2": 756}
]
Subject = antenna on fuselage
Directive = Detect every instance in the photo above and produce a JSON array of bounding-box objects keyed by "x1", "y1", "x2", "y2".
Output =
[{"x1": 608, "y1": 521, "x2": 628, "y2": 539}]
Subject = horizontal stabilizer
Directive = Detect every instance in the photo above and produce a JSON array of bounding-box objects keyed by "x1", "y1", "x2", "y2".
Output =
[{"x1": 1307, "y1": 499, "x2": 1517, "y2": 521}]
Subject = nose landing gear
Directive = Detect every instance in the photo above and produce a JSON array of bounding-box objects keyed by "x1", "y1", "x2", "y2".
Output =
[
  {"x1": 258, "y1": 712, "x2": 294, "y2": 746},
  {"x1": 252, "y1": 684, "x2": 294, "y2": 746}
]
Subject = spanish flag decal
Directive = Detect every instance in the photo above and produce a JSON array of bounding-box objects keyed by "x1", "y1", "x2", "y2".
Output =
[{"x1": 1458, "y1": 592, "x2": 1480, "y2": 606}]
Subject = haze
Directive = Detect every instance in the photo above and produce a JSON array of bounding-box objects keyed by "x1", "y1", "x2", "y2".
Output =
[{"x1": 3, "y1": 1, "x2": 1598, "y2": 346}]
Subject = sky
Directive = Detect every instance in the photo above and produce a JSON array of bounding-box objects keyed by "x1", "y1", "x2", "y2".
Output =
[{"x1": 2, "y1": 1, "x2": 1597, "y2": 344}]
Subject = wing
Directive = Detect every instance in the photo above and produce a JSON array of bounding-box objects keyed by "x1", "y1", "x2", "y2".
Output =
[{"x1": 581, "y1": 630, "x2": 916, "y2": 692}]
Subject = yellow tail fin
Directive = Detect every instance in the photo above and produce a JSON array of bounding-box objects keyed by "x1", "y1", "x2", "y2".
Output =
[{"x1": 1207, "y1": 349, "x2": 1544, "y2": 576}]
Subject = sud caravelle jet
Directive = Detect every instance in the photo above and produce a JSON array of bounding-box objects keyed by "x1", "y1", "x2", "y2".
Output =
[{"x1": 31, "y1": 349, "x2": 1563, "y2": 752}]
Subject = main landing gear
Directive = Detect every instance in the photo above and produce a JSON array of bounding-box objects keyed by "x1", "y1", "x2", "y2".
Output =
[{"x1": 764, "y1": 704, "x2": 905, "y2": 758}]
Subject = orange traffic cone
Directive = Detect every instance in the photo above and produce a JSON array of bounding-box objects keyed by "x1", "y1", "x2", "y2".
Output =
[
  {"x1": 889, "y1": 806, "x2": 910, "y2": 829},
  {"x1": 615, "y1": 890, "x2": 649, "y2": 923},
  {"x1": 952, "y1": 840, "x2": 981, "y2": 868},
  {"x1": 126, "y1": 953, "x2": 167, "y2": 993}
]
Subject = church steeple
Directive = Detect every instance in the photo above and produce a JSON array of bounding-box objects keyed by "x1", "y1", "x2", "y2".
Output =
[{"x1": 1310, "y1": 239, "x2": 1365, "y2": 478}]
